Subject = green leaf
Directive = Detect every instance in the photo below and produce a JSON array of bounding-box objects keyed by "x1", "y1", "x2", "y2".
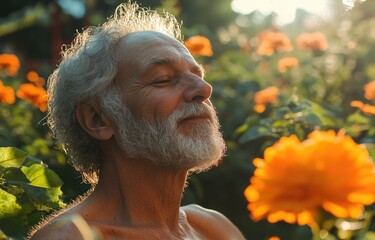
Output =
[
  {"x1": 0, "y1": 147, "x2": 28, "y2": 169},
  {"x1": 286, "y1": 97, "x2": 337, "y2": 127},
  {"x1": 345, "y1": 112, "x2": 371, "y2": 137},
  {"x1": 299, "y1": 112, "x2": 323, "y2": 126},
  {"x1": 274, "y1": 106, "x2": 290, "y2": 119},
  {"x1": 15, "y1": 164, "x2": 65, "y2": 211},
  {"x1": 302, "y1": 99, "x2": 337, "y2": 127},
  {"x1": 272, "y1": 119, "x2": 289, "y2": 129},
  {"x1": 239, "y1": 125, "x2": 276, "y2": 143},
  {"x1": 2, "y1": 167, "x2": 29, "y2": 184},
  {"x1": 0, "y1": 188, "x2": 21, "y2": 219},
  {"x1": 21, "y1": 164, "x2": 63, "y2": 188},
  {"x1": 0, "y1": 230, "x2": 8, "y2": 240},
  {"x1": 347, "y1": 112, "x2": 371, "y2": 125},
  {"x1": 21, "y1": 184, "x2": 63, "y2": 211},
  {"x1": 235, "y1": 123, "x2": 249, "y2": 136},
  {"x1": 0, "y1": 212, "x2": 30, "y2": 239},
  {"x1": 368, "y1": 128, "x2": 375, "y2": 137},
  {"x1": 364, "y1": 231, "x2": 375, "y2": 240},
  {"x1": 366, "y1": 63, "x2": 375, "y2": 79},
  {"x1": 23, "y1": 156, "x2": 45, "y2": 167}
]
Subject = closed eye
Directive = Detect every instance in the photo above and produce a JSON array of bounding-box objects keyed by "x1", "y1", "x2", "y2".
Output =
[
  {"x1": 153, "y1": 79, "x2": 170, "y2": 84},
  {"x1": 151, "y1": 77, "x2": 174, "y2": 87}
]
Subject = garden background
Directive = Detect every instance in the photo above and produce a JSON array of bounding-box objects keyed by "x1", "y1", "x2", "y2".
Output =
[{"x1": 1, "y1": 0, "x2": 375, "y2": 239}]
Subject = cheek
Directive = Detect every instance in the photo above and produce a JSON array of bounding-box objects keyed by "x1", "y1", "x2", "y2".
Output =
[
  {"x1": 124, "y1": 85, "x2": 184, "y2": 123},
  {"x1": 148, "y1": 91, "x2": 182, "y2": 122}
]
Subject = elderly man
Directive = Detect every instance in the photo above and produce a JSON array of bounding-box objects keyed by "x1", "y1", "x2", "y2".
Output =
[{"x1": 29, "y1": 2, "x2": 244, "y2": 240}]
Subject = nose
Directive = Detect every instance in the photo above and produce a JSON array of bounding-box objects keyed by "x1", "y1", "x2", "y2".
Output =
[{"x1": 183, "y1": 75, "x2": 212, "y2": 103}]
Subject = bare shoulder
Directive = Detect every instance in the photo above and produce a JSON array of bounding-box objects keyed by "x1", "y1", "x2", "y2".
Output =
[
  {"x1": 182, "y1": 204, "x2": 245, "y2": 240},
  {"x1": 29, "y1": 215, "x2": 81, "y2": 240},
  {"x1": 29, "y1": 213, "x2": 101, "y2": 240},
  {"x1": 28, "y1": 189, "x2": 97, "y2": 240}
]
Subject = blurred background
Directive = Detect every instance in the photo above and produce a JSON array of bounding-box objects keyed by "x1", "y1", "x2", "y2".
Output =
[{"x1": 1, "y1": 0, "x2": 374, "y2": 239}]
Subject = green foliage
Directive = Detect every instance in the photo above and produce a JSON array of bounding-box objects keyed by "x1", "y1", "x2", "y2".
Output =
[
  {"x1": 190, "y1": 0, "x2": 375, "y2": 239},
  {"x1": 0, "y1": 147, "x2": 65, "y2": 239},
  {"x1": 237, "y1": 95, "x2": 338, "y2": 144}
]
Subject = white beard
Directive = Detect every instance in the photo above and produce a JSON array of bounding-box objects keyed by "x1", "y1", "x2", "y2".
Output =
[{"x1": 110, "y1": 102, "x2": 226, "y2": 171}]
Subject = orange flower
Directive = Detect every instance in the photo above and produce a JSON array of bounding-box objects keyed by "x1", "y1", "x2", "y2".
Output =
[
  {"x1": 364, "y1": 80, "x2": 375, "y2": 100},
  {"x1": 350, "y1": 100, "x2": 363, "y2": 108},
  {"x1": 244, "y1": 130, "x2": 375, "y2": 230},
  {"x1": 256, "y1": 30, "x2": 293, "y2": 56},
  {"x1": 296, "y1": 32, "x2": 328, "y2": 52},
  {"x1": 268, "y1": 237, "x2": 280, "y2": 240},
  {"x1": 184, "y1": 36, "x2": 213, "y2": 57},
  {"x1": 254, "y1": 86, "x2": 280, "y2": 113},
  {"x1": 360, "y1": 104, "x2": 375, "y2": 115},
  {"x1": 0, "y1": 54, "x2": 20, "y2": 76},
  {"x1": 278, "y1": 57, "x2": 299, "y2": 72},
  {"x1": 16, "y1": 83, "x2": 47, "y2": 111},
  {"x1": 351, "y1": 100, "x2": 375, "y2": 115},
  {"x1": 27, "y1": 71, "x2": 46, "y2": 87},
  {"x1": 0, "y1": 80, "x2": 15, "y2": 104}
]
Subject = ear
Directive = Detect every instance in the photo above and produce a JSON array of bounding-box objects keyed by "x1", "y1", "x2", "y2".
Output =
[{"x1": 76, "y1": 102, "x2": 114, "y2": 141}]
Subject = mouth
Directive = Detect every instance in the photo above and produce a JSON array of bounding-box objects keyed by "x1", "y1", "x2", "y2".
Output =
[{"x1": 178, "y1": 115, "x2": 212, "y2": 124}]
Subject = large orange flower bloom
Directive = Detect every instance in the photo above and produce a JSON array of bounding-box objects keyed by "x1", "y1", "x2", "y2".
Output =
[
  {"x1": 364, "y1": 80, "x2": 375, "y2": 100},
  {"x1": 0, "y1": 54, "x2": 20, "y2": 76},
  {"x1": 296, "y1": 32, "x2": 328, "y2": 52},
  {"x1": 245, "y1": 130, "x2": 375, "y2": 230},
  {"x1": 256, "y1": 30, "x2": 293, "y2": 56},
  {"x1": 278, "y1": 56, "x2": 299, "y2": 73},
  {"x1": 0, "y1": 80, "x2": 15, "y2": 104},
  {"x1": 16, "y1": 83, "x2": 47, "y2": 111},
  {"x1": 254, "y1": 86, "x2": 280, "y2": 113},
  {"x1": 268, "y1": 237, "x2": 280, "y2": 240},
  {"x1": 184, "y1": 36, "x2": 213, "y2": 57}
]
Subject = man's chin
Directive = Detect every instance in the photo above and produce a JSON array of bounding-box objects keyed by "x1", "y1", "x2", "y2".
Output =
[{"x1": 176, "y1": 123, "x2": 218, "y2": 138}]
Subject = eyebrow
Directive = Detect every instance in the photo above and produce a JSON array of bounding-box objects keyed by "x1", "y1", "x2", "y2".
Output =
[{"x1": 140, "y1": 56, "x2": 206, "y2": 78}]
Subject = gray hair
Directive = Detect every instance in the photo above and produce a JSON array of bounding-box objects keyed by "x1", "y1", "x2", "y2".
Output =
[{"x1": 47, "y1": 2, "x2": 182, "y2": 184}]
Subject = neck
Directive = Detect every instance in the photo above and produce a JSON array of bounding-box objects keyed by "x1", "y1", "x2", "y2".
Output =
[{"x1": 88, "y1": 147, "x2": 189, "y2": 232}]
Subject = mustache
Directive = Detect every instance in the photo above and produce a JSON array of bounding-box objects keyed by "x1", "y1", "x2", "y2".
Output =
[{"x1": 168, "y1": 103, "x2": 216, "y2": 124}]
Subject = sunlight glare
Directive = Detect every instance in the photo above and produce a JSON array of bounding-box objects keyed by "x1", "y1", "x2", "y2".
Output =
[{"x1": 231, "y1": 0, "x2": 330, "y2": 25}]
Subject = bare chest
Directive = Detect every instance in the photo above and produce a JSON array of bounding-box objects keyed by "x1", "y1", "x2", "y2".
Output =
[{"x1": 93, "y1": 224, "x2": 206, "y2": 240}]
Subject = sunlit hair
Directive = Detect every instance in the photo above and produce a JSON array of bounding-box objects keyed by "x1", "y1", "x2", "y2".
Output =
[{"x1": 47, "y1": 2, "x2": 182, "y2": 184}]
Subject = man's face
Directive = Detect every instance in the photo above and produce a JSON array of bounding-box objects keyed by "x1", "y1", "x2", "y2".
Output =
[{"x1": 109, "y1": 31, "x2": 226, "y2": 170}]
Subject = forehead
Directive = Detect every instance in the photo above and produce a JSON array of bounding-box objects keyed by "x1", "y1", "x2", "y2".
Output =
[{"x1": 116, "y1": 31, "x2": 196, "y2": 73}]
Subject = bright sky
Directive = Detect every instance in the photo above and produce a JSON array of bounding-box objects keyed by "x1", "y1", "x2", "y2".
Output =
[{"x1": 231, "y1": 0, "x2": 331, "y2": 25}]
